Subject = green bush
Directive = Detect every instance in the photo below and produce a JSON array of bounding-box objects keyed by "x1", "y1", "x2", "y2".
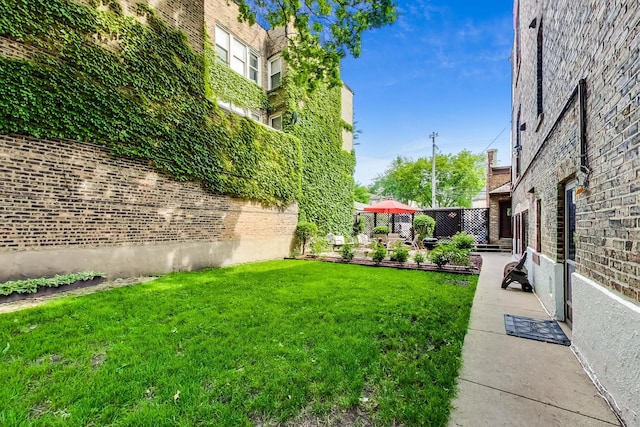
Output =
[
  {"x1": 429, "y1": 243, "x2": 471, "y2": 268},
  {"x1": 295, "y1": 221, "x2": 318, "y2": 255},
  {"x1": 372, "y1": 225, "x2": 391, "y2": 235},
  {"x1": 371, "y1": 243, "x2": 387, "y2": 264},
  {"x1": 413, "y1": 251, "x2": 426, "y2": 266},
  {"x1": 309, "y1": 236, "x2": 326, "y2": 256},
  {"x1": 353, "y1": 215, "x2": 366, "y2": 235},
  {"x1": 0, "y1": 272, "x2": 105, "y2": 296},
  {"x1": 340, "y1": 243, "x2": 355, "y2": 262},
  {"x1": 413, "y1": 214, "x2": 436, "y2": 240},
  {"x1": 389, "y1": 241, "x2": 410, "y2": 263},
  {"x1": 452, "y1": 231, "x2": 475, "y2": 250}
]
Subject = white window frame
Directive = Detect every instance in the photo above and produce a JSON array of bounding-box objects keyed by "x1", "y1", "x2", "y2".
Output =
[
  {"x1": 215, "y1": 26, "x2": 230, "y2": 63},
  {"x1": 268, "y1": 56, "x2": 282, "y2": 90},
  {"x1": 215, "y1": 25, "x2": 262, "y2": 87},
  {"x1": 249, "y1": 51, "x2": 260, "y2": 85},
  {"x1": 269, "y1": 114, "x2": 283, "y2": 130}
]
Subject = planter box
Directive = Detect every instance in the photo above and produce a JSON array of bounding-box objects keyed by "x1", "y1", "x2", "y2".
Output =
[{"x1": 0, "y1": 277, "x2": 105, "y2": 304}]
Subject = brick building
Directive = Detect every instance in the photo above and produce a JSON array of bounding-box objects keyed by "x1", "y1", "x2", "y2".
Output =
[
  {"x1": 0, "y1": 0, "x2": 353, "y2": 281},
  {"x1": 485, "y1": 149, "x2": 512, "y2": 248},
  {"x1": 511, "y1": 1, "x2": 640, "y2": 423}
]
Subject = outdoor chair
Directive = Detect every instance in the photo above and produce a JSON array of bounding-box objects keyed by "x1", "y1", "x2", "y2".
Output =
[
  {"x1": 386, "y1": 233, "x2": 403, "y2": 248},
  {"x1": 356, "y1": 234, "x2": 371, "y2": 249},
  {"x1": 406, "y1": 235, "x2": 421, "y2": 250},
  {"x1": 501, "y1": 252, "x2": 533, "y2": 292}
]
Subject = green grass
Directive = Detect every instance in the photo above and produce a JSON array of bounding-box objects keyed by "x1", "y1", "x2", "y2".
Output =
[{"x1": 0, "y1": 260, "x2": 477, "y2": 426}]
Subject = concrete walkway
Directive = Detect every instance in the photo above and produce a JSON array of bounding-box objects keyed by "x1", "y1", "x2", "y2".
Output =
[{"x1": 448, "y1": 253, "x2": 620, "y2": 427}]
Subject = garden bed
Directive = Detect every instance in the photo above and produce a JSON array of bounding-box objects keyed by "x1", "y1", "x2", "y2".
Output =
[
  {"x1": 0, "y1": 273, "x2": 105, "y2": 304},
  {"x1": 298, "y1": 253, "x2": 483, "y2": 275}
]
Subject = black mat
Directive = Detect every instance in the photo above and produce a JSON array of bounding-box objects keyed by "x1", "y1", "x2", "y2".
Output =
[{"x1": 504, "y1": 314, "x2": 571, "y2": 346}]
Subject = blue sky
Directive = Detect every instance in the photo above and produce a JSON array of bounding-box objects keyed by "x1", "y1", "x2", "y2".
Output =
[{"x1": 340, "y1": 0, "x2": 514, "y2": 186}]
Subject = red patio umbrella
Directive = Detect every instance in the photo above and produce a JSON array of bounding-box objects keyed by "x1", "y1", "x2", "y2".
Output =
[
  {"x1": 363, "y1": 199, "x2": 419, "y2": 238},
  {"x1": 363, "y1": 198, "x2": 419, "y2": 214}
]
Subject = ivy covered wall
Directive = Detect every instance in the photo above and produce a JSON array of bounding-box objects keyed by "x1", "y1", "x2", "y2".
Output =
[
  {"x1": 0, "y1": 0, "x2": 300, "y2": 206},
  {"x1": 275, "y1": 77, "x2": 355, "y2": 236},
  {"x1": 0, "y1": 0, "x2": 354, "y2": 234}
]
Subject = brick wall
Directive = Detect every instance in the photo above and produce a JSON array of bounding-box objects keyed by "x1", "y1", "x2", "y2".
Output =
[
  {"x1": 75, "y1": 0, "x2": 205, "y2": 53},
  {"x1": 512, "y1": 1, "x2": 640, "y2": 302},
  {"x1": 0, "y1": 135, "x2": 298, "y2": 280}
]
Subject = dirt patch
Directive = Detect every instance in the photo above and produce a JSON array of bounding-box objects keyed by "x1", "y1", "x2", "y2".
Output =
[{"x1": 252, "y1": 405, "x2": 381, "y2": 427}]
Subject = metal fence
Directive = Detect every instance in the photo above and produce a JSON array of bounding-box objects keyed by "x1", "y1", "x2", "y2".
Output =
[{"x1": 357, "y1": 208, "x2": 489, "y2": 244}]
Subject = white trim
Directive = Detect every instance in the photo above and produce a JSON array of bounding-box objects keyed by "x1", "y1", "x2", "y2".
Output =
[
  {"x1": 269, "y1": 114, "x2": 283, "y2": 130},
  {"x1": 268, "y1": 56, "x2": 282, "y2": 90},
  {"x1": 215, "y1": 24, "x2": 263, "y2": 87}
]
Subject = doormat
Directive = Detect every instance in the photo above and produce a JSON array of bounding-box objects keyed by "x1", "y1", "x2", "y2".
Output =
[{"x1": 504, "y1": 314, "x2": 571, "y2": 346}]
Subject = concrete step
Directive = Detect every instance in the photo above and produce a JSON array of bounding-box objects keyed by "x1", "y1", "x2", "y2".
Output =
[{"x1": 474, "y1": 244, "x2": 512, "y2": 253}]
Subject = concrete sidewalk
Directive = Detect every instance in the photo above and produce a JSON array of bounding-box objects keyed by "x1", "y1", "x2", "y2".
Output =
[{"x1": 448, "y1": 253, "x2": 620, "y2": 427}]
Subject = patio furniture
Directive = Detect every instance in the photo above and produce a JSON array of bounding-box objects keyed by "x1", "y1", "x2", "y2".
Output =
[
  {"x1": 406, "y1": 235, "x2": 421, "y2": 250},
  {"x1": 356, "y1": 233, "x2": 371, "y2": 249},
  {"x1": 326, "y1": 234, "x2": 346, "y2": 251},
  {"x1": 386, "y1": 233, "x2": 403, "y2": 248},
  {"x1": 501, "y1": 253, "x2": 533, "y2": 292}
]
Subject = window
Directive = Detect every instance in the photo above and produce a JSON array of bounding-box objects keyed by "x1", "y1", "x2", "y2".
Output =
[
  {"x1": 536, "y1": 199, "x2": 542, "y2": 252},
  {"x1": 250, "y1": 110, "x2": 262, "y2": 122},
  {"x1": 249, "y1": 52, "x2": 260, "y2": 84},
  {"x1": 268, "y1": 56, "x2": 282, "y2": 90},
  {"x1": 536, "y1": 20, "x2": 543, "y2": 116},
  {"x1": 231, "y1": 38, "x2": 246, "y2": 76},
  {"x1": 215, "y1": 25, "x2": 261, "y2": 85},
  {"x1": 269, "y1": 114, "x2": 282, "y2": 130},
  {"x1": 215, "y1": 26, "x2": 229, "y2": 63},
  {"x1": 515, "y1": 107, "x2": 522, "y2": 178},
  {"x1": 218, "y1": 100, "x2": 262, "y2": 123}
]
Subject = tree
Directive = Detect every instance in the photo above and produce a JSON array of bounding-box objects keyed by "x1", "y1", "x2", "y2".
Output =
[
  {"x1": 371, "y1": 150, "x2": 486, "y2": 208},
  {"x1": 231, "y1": 0, "x2": 397, "y2": 88},
  {"x1": 353, "y1": 182, "x2": 370, "y2": 204}
]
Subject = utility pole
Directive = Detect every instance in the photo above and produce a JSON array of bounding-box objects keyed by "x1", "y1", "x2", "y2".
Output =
[{"x1": 430, "y1": 132, "x2": 438, "y2": 208}]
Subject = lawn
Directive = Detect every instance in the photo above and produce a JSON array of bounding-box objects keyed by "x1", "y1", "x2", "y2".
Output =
[{"x1": 0, "y1": 260, "x2": 477, "y2": 426}]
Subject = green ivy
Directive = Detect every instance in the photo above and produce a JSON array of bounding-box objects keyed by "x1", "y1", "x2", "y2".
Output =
[
  {"x1": 1, "y1": 0, "x2": 354, "y2": 229},
  {"x1": 0, "y1": 0, "x2": 300, "y2": 206},
  {"x1": 275, "y1": 74, "x2": 355, "y2": 235}
]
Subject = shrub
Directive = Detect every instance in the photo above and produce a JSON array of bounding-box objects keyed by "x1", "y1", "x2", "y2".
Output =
[
  {"x1": 340, "y1": 244, "x2": 355, "y2": 262},
  {"x1": 372, "y1": 225, "x2": 391, "y2": 235},
  {"x1": 413, "y1": 214, "x2": 435, "y2": 240},
  {"x1": 309, "y1": 236, "x2": 327, "y2": 257},
  {"x1": 371, "y1": 243, "x2": 387, "y2": 264},
  {"x1": 295, "y1": 222, "x2": 318, "y2": 255},
  {"x1": 389, "y1": 241, "x2": 410, "y2": 263},
  {"x1": 429, "y1": 243, "x2": 471, "y2": 268},
  {"x1": 413, "y1": 251, "x2": 426, "y2": 267},
  {"x1": 452, "y1": 231, "x2": 475, "y2": 250},
  {"x1": 353, "y1": 215, "x2": 366, "y2": 235}
]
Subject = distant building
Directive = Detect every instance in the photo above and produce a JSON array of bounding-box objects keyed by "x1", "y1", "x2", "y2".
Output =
[
  {"x1": 485, "y1": 149, "x2": 512, "y2": 247},
  {"x1": 512, "y1": 1, "x2": 640, "y2": 423}
]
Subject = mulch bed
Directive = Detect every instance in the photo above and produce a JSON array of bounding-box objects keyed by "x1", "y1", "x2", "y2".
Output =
[{"x1": 296, "y1": 253, "x2": 483, "y2": 275}]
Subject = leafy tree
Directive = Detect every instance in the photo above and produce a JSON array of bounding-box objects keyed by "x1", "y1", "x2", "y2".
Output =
[
  {"x1": 232, "y1": 0, "x2": 397, "y2": 88},
  {"x1": 353, "y1": 182, "x2": 371, "y2": 204},
  {"x1": 371, "y1": 150, "x2": 485, "y2": 208}
]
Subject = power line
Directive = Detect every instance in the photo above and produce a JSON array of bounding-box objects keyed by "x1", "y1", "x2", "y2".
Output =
[{"x1": 481, "y1": 127, "x2": 508, "y2": 153}]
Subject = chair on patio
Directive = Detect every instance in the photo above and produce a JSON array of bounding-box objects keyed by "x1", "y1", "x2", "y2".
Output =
[
  {"x1": 406, "y1": 234, "x2": 421, "y2": 250},
  {"x1": 386, "y1": 233, "x2": 403, "y2": 248},
  {"x1": 501, "y1": 252, "x2": 533, "y2": 292}
]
